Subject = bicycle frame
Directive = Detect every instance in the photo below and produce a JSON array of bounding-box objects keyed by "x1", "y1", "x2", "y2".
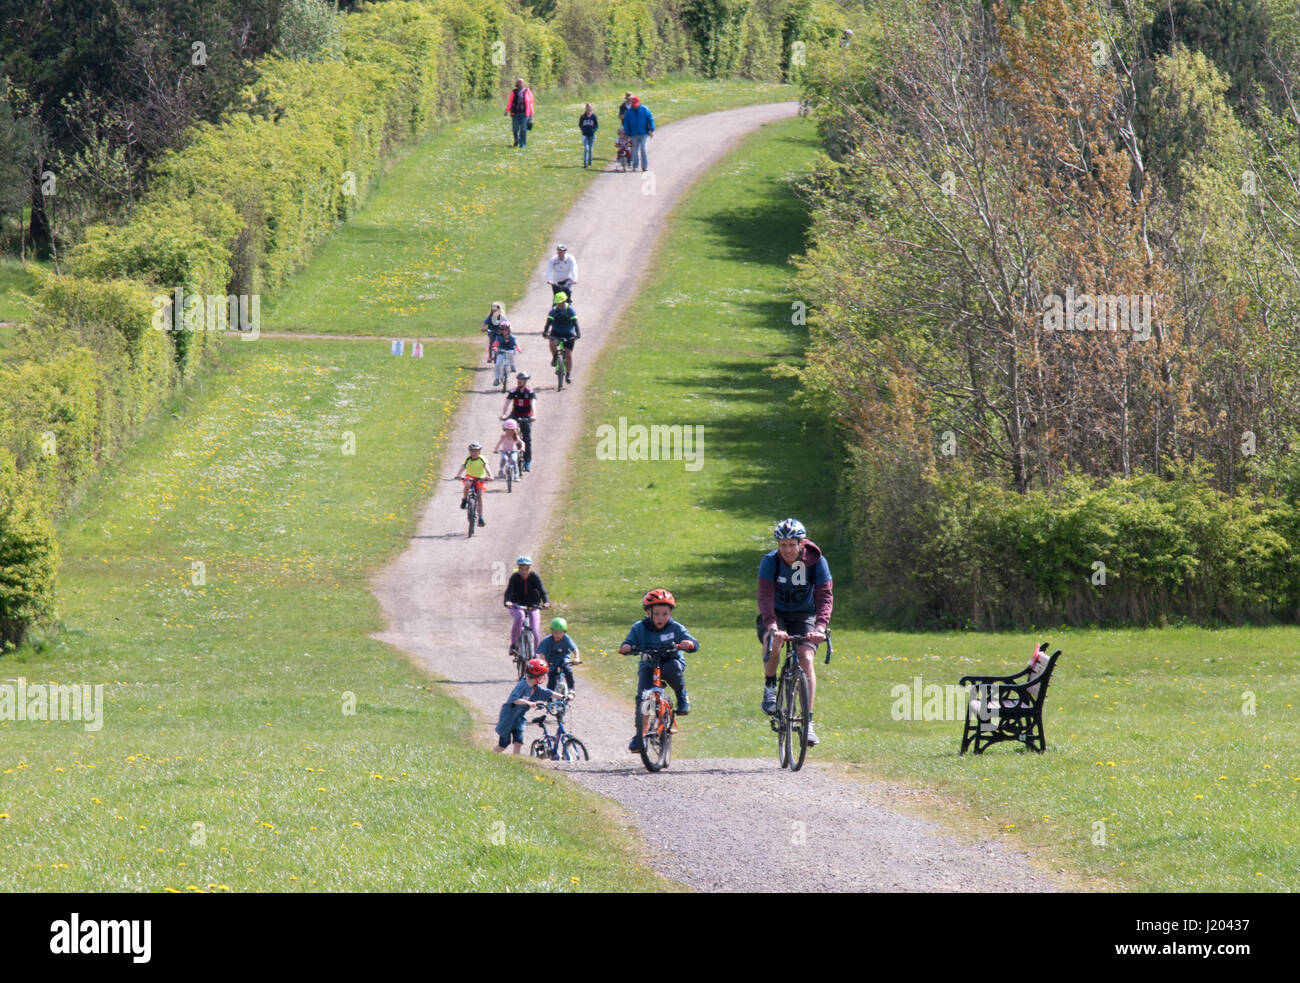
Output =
[
  {"x1": 627, "y1": 647, "x2": 678, "y2": 772},
  {"x1": 530, "y1": 696, "x2": 586, "y2": 761},
  {"x1": 510, "y1": 603, "x2": 545, "y2": 678},
  {"x1": 765, "y1": 630, "x2": 832, "y2": 772}
]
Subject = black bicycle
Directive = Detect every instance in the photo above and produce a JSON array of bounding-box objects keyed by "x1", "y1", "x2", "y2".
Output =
[
  {"x1": 529, "y1": 691, "x2": 588, "y2": 761},
  {"x1": 508, "y1": 602, "x2": 547, "y2": 679},
  {"x1": 765, "y1": 630, "x2": 832, "y2": 772}
]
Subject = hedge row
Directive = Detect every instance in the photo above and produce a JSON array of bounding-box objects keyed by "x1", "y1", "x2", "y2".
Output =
[{"x1": 851, "y1": 460, "x2": 1300, "y2": 629}]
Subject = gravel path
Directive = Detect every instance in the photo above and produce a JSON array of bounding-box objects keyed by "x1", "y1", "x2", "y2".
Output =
[{"x1": 371, "y1": 101, "x2": 1067, "y2": 892}]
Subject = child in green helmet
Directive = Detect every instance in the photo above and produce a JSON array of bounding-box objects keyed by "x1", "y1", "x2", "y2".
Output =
[{"x1": 538, "y1": 617, "x2": 579, "y2": 692}]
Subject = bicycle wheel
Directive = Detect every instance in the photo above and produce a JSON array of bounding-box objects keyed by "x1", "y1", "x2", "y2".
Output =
[
  {"x1": 466, "y1": 493, "x2": 477, "y2": 538},
  {"x1": 529, "y1": 739, "x2": 547, "y2": 758},
  {"x1": 517, "y1": 628, "x2": 534, "y2": 679},
  {"x1": 506, "y1": 459, "x2": 513, "y2": 494},
  {"x1": 775, "y1": 673, "x2": 791, "y2": 769},
  {"x1": 561, "y1": 737, "x2": 588, "y2": 761},
  {"x1": 640, "y1": 704, "x2": 673, "y2": 773},
  {"x1": 555, "y1": 355, "x2": 565, "y2": 391},
  {"x1": 789, "y1": 668, "x2": 811, "y2": 772}
]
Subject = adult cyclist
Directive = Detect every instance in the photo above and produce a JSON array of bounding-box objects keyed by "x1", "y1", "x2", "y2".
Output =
[
  {"x1": 757, "y1": 518, "x2": 833, "y2": 746},
  {"x1": 542, "y1": 292, "x2": 579, "y2": 385},
  {"x1": 501, "y1": 372, "x2": 537, "y2": 472},
  {"x1": 545, "y1": 243, "x2": 578, "y2": 304}
]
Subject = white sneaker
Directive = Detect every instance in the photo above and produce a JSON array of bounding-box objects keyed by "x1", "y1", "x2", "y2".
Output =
[{"x1": 806, "y1": 723, "x2": 820, "y2": 746}]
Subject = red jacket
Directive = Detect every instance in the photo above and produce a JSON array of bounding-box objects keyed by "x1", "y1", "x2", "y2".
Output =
[{"x1": 506, "y1": 87, "x2": 534, "y2": 116}]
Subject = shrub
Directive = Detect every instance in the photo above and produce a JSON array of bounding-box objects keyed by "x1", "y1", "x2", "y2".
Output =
[{"x1": 0, "y1": 449, "x2": 59, "y2": 650}]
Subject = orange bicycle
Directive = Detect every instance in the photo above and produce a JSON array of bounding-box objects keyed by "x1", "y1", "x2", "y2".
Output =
[{"x1": 627, "y1": 647, "x2": 678, "y2": 772}]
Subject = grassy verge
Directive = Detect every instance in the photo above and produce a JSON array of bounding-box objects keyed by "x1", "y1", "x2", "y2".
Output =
[
  {"x1": 543, "y1": 114, "x2": 1300, "y2": 893},
  {"x1": 263, "y1": 76, "x2": 795, "y2": 336},
  {"x1": 0, "y1": 338, "x2": 674, "y2": 891},
  {"x1": 0, "y1": 256, "x2": 39, "y2": 338}
]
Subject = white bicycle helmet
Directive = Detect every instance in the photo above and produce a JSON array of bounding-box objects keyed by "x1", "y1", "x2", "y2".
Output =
[{"x1": 774, "y1": 518, "x2": 806, "y2": 540}]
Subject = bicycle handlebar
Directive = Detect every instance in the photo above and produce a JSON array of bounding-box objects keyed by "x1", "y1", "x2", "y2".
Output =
[
  {"x1": 766, "y1": 629, "x2": 834, "y2": 665},
  {"x1": 623, "y1": 646, "x2": 681, "y2": 659}
]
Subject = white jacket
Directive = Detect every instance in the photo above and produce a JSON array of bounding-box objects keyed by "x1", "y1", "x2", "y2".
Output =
[{"x1": 545, "y1": 254, "x2": 578, "y2": 283}]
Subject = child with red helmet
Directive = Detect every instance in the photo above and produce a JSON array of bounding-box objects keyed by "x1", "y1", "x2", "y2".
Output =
[
  {"x1": 494, "y1": 658, "x2": 556, "y2": 753},
  {"x1": 619, "y1": 589, "x2": 698, "y2": 753}
]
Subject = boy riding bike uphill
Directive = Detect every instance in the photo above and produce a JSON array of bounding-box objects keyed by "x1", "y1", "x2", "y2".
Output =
[
  {"x1": 620, "y1": 589, "x2": 698, "y2": 753},
  {"x1": 453, "y1": 442, "x2": 494, "y2": 527},
  {"x1": 758, "y1": 518, "x2": 832, "y2": 745},
  {"x1": 538, "y1": 617, "x2": 579, "y2": 692}
]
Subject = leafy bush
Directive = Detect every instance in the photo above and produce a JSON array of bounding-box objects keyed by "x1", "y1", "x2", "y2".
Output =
[
  {"x1": 0, "y1": 449, "x2": 59, "y2": 649},
  {"x1": 851, "y1": 460, "x2": 1300, "y2": 628}
]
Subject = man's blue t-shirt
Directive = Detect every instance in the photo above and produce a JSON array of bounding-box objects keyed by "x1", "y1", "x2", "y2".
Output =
[
  {"x1": 758, "y1": 550, "x2": 831, "y2": 615},
  {"x1": 538, "y1": 634, "x2": 577, "y2": 666}
]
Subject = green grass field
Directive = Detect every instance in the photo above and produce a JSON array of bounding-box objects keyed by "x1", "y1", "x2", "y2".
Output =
[
  {"x1": 264, "y1": 76, "x2": 795, "y2": 336},
  {"x1": 0, "y1": 339, "x2": 677, "y2": 891},
  {"x1": 543, "y1": 114, "x2": 1300, "y2": 893}
]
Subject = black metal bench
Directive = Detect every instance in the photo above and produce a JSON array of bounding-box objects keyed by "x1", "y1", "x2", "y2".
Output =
[{"x1": 959, "y1": 644, "x2": 1060, "y2": 754}]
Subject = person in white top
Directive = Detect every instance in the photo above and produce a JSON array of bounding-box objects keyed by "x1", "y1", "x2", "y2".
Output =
[{"x1": 545, "y1": 244, "x2": 578, "y2": 304}]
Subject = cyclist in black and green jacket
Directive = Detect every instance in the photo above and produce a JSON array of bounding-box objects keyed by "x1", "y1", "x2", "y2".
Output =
[{"x1": 542, "y1": 293, "x2": 580, "y2": 383}]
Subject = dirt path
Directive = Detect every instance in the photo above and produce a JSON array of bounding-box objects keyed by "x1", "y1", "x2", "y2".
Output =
[
  {"x1": 257, "y1": 333, "x2": 476, "y2": 343},
  {"x1": 371, "y1": 101, "x2": 1068, "y2": 892}
]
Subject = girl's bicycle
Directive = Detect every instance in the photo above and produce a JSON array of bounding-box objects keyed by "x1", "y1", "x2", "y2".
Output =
[
  {"x1": 627, "y1": 647, "x2": 679, "y2": 773},
  {"x1": 492, "y1": 348, "x2": 516, "y2": 392},
  {"x1": 529, "y1": 691, "x2": 588, "y2": 761},
  {"x1": 508, "y1": 602, "x2": 546, "y2": 678},
  {"x1": 498, "y1": 449, "x2": 519, "y2": 493},
  {"x1": 460, "y1": 476, "x2": 485, "y2": 538},
  {"x1": 765, "y1": 630, "x2": 832, "y2": 772}
]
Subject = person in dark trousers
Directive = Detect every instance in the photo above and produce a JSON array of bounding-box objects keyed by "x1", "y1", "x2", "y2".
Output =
[
  {"x1": 501, "y1": 372, "x2": 537, "y2": 471},
  {"x1": 579, "y1": 104, "x2": 598, "y2": 168},
  {"x1": 505, "y1": 78, "x2": 534, "y2": 147},
  {"x1": 621, "y1": 95, "x2": 655, "y2": 171}
]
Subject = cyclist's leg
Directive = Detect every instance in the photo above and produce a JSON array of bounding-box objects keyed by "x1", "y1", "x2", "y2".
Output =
[
  {"x1": 548, "y1": 335, "x2": 558, "y2": 361},
  {"x1": 547, "y1": 666, "x2": 559, "y2": 691},
  {"x1": 527, "y1": 608, "x2": 541, "y2": 649},
  {"x1": 563, "y1": 338, "x2": 574, "y2": 373},
  {"x1": 798, "y1": 643, "x2": 817, "y2": 711},
  {"x1": 518, "y1": 418, "x2": 532, "y2": 467},
  {"x1": 475, "y1": 480, "x2": 484, "y2": 517},
  {"x1": 758, "y1": 613, "x2": 780, "y2": 677},
  {"x1": 661, "y1": 656, "x2": 687, "y2": 710},
  {"x1": 633, "y1": 659, "x2": 653, "y2": 734},
  {"x1": 509, "y1": 607, "x2": 524, "y2": 650},
  {"x1": 563, "y1": 665, "x2": 575, "y2": 691}
]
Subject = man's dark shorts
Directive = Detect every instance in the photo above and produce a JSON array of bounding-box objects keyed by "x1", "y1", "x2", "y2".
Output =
[
  {"x1": 756, "y1": 612, "x2": 818, "y2": 649},
  {"x1": 551, "y1": 334, "x2": 577, "y2": 350}
]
